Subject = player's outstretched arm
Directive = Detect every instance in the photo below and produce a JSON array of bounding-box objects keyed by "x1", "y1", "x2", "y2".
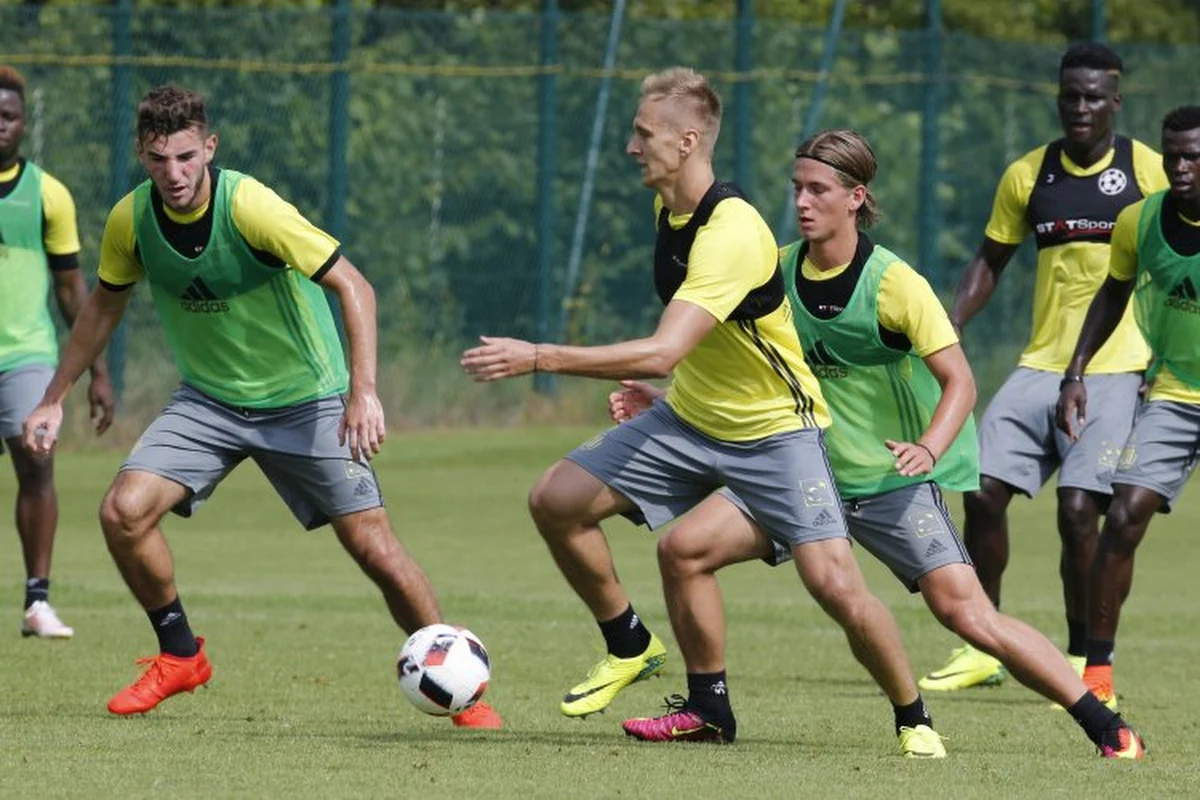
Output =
[
  {"x1": 24, "y1": 284, "x2": 132, "y2": 456},
  {"x1": 886, "y1": 343, "x2": 976, "y2": 477},
  {"x1": 318, "y1": 256, "x2": 385, "y2": 463},
  {"x1": 949, "y1": 238, "x2": 1019, "y2": 334},
  {"x1": 1056, "y1": 275, "x2": 1134, "y2": 441},
  {"x1": 51, "y1": 265, "x2": 115, "y2": 435},
  {"x1": 461, "y1": 299, "x2": 717, "y2": 383}
]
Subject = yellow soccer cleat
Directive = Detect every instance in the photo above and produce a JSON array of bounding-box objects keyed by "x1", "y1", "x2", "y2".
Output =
[
  {"x1": 918, "y1": 644, "x2": 1006, "y2": 692},
  {"x1": 1050, "y1": 654, "x2": 1090, "y2": 710},
  {"x1": 560, "y1": 634, "x2": 667, "y2": 718},
  {"x1": 898, "y1": 724, "x2": 947, "y2": 758}
]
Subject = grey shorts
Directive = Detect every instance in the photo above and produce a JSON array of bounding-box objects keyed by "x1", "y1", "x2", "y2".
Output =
[
  {"x1": 1111, "y1": 400, "x2": 1200, "y2": 512},
  {"x1": 565, "y1": 400, "x2": 848, "y2": 550},
  {"x1": 0, "y1": 364, "x2": 53, "y2": 448},
  {"x1": 978, "y1": 367, "x2": 1141, "y2": 496},
  {"x1": 124, "y1": 383, "x2": 384, "y2": 530},
  {"x1": 754, "y1": 482, "x2": 970, "y2": 592}
]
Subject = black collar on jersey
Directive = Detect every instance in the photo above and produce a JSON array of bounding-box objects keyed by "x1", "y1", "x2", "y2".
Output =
[
  {"x1": 147, "y1": 164, "x2": 221, "y2": 260},
  {"x1": 793, "y1": 231, "x2": 874, "y2": 320},
  {"x1": 0, "y1": 156, "x2": 26, "y2": 199},
  {"x1": 1028, "y1": 136, "x2": 1142, "y2": 250},
  {"x1": 1160, "y1": 192, "x2": 1200, "y2": 258},
  {"x1": 652, "y1": 181, "x2": 784, "y2": 321}
]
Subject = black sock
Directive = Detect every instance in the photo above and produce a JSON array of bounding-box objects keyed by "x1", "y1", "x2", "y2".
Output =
[
  {"x1": 598, "y1": 605, "x2": 651, "y2": 659},
  {"x1": 1085, "y1": 638, "x2": 1115, "y2": 667},
  {"x1": 686, "y1": 670, "x2": 733, "y2": 717},
  {"x1": 24, "y1": 578, "x2": 49, "y2": 610},
  {"x1": 148, "y1": 597, "x2": 198, "y2": 658},
  {"x1": 1068, "y1": 691, "x2": 1118, "y2": 745},
  {"x1": 893, "y1": 695, "x2": 933, "y2": 736},
  {"x1": 1067, "y1": 618, "x2": 1087, "y2": 658}
]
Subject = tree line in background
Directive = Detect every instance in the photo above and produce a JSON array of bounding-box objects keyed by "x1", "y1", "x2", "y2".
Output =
[{"x1": 4, "y1": 0, "x2": 1198, "y2": 45}]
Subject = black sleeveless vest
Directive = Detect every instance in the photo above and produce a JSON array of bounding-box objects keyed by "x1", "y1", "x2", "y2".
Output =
[
  {"x1": 1027, "y1": 136, "x2": 1143, "y2": 250},
  {"x1": 653, "y1": 182, "x2": 784, "y2": 321}
]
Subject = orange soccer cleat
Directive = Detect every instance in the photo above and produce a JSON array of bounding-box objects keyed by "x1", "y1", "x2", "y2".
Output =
[{"x1": 107, "y1": 637, "x2": 213, "y2": 715}]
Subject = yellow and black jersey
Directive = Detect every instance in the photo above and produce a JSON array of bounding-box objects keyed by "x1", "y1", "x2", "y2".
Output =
[
  {"x1": 653, "y1": 184, "x2": 829, "y2": 440},
  {"x1": 0, "y1": 158, "x2": 80, "y2": 262},
  {"x1": 984, "y1": 137, "x2": 1165, "y2": 373}
]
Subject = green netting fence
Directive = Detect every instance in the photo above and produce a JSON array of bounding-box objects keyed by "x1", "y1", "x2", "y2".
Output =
[{"x1": 4, "y1": 5, "x2": 1197, "y2": 429}]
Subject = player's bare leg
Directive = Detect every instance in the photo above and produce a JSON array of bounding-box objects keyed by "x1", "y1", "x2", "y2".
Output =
[
  {"x1": 1057, "y1": 487, "x2": 1103, "y2": 665},
  {"x1": 99, "y1": 469, "x2": 210, "y2": 715},
  {"x1": 530, "y1": 459, "x2": 665, "y2": 717},
  {"x1": 8, "y1": 438, "x2": 70, "y2": 638},
  {"x1": 331, "y1": 507, "x2": 441, "y2": 634}
]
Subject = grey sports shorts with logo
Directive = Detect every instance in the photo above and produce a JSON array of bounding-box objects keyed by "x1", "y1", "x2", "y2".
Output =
[
  {"x1": 745, "y1": 481, "x2": 970, "y2": 592},
  {"x1": 1111, "y1": 400, "x2": 1200, "y2": 512},
  {"x1": 565, "y1": 400, "x2": 849, "y2": 549},
  {"x1": 0, "y1": 364, "x2": 53, "y2": 449},
  {"x1": 978, "y1": 367, "x2": 1141, "y2": 497},
  {"x1": 123, "y1": 383, "x2": 384, "y2": 529}
]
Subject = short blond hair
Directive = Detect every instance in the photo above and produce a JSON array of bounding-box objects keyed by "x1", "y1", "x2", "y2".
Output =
[{"x1": 640, "y1": 67, "x2": 722, "y2": 146}]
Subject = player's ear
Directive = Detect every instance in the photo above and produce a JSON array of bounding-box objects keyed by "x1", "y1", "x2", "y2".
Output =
[
  {"x1": 204, "y1": 132, "x2": 218, "y2": 164},
  {"x1": 849, "y1": 184, "x2": 867, "y2": 212}
]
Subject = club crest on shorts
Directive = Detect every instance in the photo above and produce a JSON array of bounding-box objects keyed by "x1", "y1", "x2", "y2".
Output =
[
  {"x1": 1098, "y1": 441, "x2": 1121, "y2": 470},
  {"x1": 909, "y1": 510, "x2": 947, "y2": 538},
  {"x1": 1118, "y1": 445, "x2": 1137, "y2": 470},
  {"x1": 799, "y1": 478, "x2": 835, "y2": 507},
  {"x1": 343, "y1": 460, "x2": 371, "y2": 479}
]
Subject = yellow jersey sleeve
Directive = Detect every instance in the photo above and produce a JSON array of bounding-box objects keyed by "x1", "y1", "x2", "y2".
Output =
[
  {"x1": 1107, "y1": 201, "x2": 1143, "y2": 282},
  {"x1": 1132, "y1": 140, "x2": 1169, "y2": 196},
  {"x1": 983, "y1": 147, "x2": 1044, "y2": 245},
  {"x1": 96, "y1": 192, "x2": 143, "y2": 286},
  {"x1": 877, "y1": 261, "x2": 959, "y2": 356},
  {"x1": 39, "y1": 170, "x2": 81, "y2": 256},
  {"x1": 670, "y1": 198, "x2": 775, "y2": 320},
  {"x1": 231, "y1": 177, "x2": 339, "y2": 278}
]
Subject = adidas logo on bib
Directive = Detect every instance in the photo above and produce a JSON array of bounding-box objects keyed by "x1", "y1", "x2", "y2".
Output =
[{"x1": 179, "y1": 277, "x2": 229, "y2": 313}]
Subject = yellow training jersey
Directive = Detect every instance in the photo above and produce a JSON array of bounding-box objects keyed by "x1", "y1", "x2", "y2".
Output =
[
  {"x1": 657, "y1": 194, "x2": 829, "y2": 440},
  {"x1": 1109, "y1": 199, "x2": 1200, "y2": 404},
  {"x1": 98, "y1": 173, "x2": 338, "y2": 286},
  {"x1": 800, "y1": 256, "x2": 959, "y2": 356},
  {"x1": 984, "y1": 138, "x2": 1165, "y2": 374},
  {"x1": 0, "y1": 160, "x2": 80, "y2": 257}
]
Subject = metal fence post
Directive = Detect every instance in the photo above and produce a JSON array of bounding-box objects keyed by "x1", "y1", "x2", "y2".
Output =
[
  {"x1": 918, "y1": 0, "x2": 943, "y2": 282},
  {"x1": 329, "y1": 0, "x2": 350, "y2": 244},
  {"x1": 534, "y1": 0, "x2": 559, "y2": 395},
  {"x1": 733, "y1": 0, "x2": 754, "y2": 198},
  {"x1": 1092, "y1": 0, "x2": 1107, "y2": 41},
  {"x1": 107, "y1": 0, "x2": 134, "y2": 402}
]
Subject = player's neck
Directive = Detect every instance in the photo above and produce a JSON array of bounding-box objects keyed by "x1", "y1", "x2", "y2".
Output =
[
  {"x1": 0, "y1": 152, "x2": 19, "y2": 174},
  {"x1": 657, "y1": 162, "x2": 715, "y2": 215},
  {"x1": 806, "y1": 225, "x2": 858, "y2": 271},
  {"x1": 1176, "y1": 195, "x2": 1200, "y2": 222},
  {"x1": 1062, "y1": 133, "x2": 1114, "y2": 170}
]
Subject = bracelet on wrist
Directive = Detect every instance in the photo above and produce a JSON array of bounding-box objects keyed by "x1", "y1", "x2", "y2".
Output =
[
  {"x1": 1060, "y1": 373, "x2": 1085, "y2": 391},
  {"x1": 916, "y1": 442, "x2": 937, "y2": 465}
]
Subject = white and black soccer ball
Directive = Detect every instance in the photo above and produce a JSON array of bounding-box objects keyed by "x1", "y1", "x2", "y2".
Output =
[{"x1": 396, "y1": 624, "x2": 490, "y2": 716}]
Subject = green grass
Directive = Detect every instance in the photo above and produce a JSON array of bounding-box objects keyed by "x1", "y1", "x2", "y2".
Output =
[{"x1": 2, "y1": 427, "x2": 1199, "y2": 798}]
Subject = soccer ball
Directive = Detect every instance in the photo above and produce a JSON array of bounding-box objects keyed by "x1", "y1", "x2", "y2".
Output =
[{"x1": 396, "y1": 624, "x2": 490, "y2": 716}]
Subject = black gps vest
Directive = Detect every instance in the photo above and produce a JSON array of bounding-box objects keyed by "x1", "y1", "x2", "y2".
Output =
[
  {"x1": 653, "y1": 182, "x2": 784, "y2": 321},
  {"x1": 1027, "y1": 136, "x2": 1143, "y2": 250}
]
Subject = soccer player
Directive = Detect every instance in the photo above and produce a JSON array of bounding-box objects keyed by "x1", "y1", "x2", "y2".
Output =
[
  {"x1": 615, "y1": 129, "x2": 1145, "y2": 759},
  {"x1": 21, "y1": 84, "x2": 500, "y2": 728},
  {"x1": 922, "y1": 43, "x2": 1167, "y2": 692},
  {"x1": 1058, "y1": 105, "x2": 1200, "y2": 713},
  {"x1": 462, "y1": 68, "x2": 946, "y2": 757},
  {"x1": 0, "y1": 66, "x2": 114, "y2": 638}
]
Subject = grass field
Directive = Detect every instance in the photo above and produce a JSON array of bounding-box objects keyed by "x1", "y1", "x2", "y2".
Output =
[{"x1": 2, "y1": 427, "x2": 1199, "y2": 798}]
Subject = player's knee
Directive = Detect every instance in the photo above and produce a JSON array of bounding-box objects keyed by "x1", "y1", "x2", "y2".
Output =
[
  {"x1": 1056, "y1": 490, "x2": 1099, "y2": 544},
  {"x1": 99, "y1": 488, "x2": 153, "y2": 541},
  {"x1": 10, "y1": 450, "x2": 53, "y2": 492},
  {"x1": 1101, "y1": 502, "x2": 1150, "y2": 556},
  {"x1": 656, "y1": 527, "x2": 708, "y2": 578},
  {"x1": 963, "y1": 482, "x2": 1008, "y2": 522}
]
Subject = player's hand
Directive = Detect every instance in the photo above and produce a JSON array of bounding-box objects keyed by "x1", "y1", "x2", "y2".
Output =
[
  {"x1": 88, "y1": 371, "x2": 116, "y2": 436},
  {"x1": 885, "y1": 439, "x2": 936, "y2": 477},
  {"x1": 608, "y1": 380, "x2": 662, "y2": 423},
  {"x1": 22, "y1": 403, "x2": 64, "y2": 458},
  {"x1": 340, "y1": 389, "x2": 386, "y2": 462},
  {"x1": 461, "y1": 336, "x2": 537, "y2": 382},
  {"x1": 1056, "y1": 382, "x2": 1088, "y2": 441}
]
